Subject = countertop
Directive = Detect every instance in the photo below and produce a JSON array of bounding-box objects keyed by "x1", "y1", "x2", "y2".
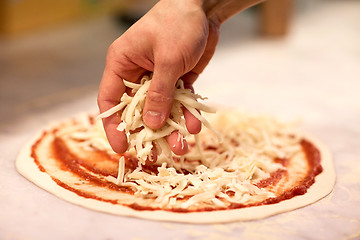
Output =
[{"x1": 1, "y1": 1, "x2": 359, "y2": 239}]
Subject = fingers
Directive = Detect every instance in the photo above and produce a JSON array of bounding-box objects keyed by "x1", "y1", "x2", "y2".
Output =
[
  {"x1": 97, "y1": 62, "x2": 128, "y2": 153},
  {"x1": 166, "y1": 131, "x2": 189, "y2": 156},
  {"x1": 182, "y1": 84, "x2": 202, "y2": 135},
  {"x1": 102, "y1": 115, "x2": 128, "y2": 153},
  {"x1": 98, "y1": 33, "x2": 151, "y2": 154},
  {"x1": 178, "y1": 20, "x2": 220, "y2": 136},
  {"x1": 184, "y1": 108, "x2": 202, "y2": 134},
  {"x1": 143, "y1": 69, "x2": 178, "y2": 130}
]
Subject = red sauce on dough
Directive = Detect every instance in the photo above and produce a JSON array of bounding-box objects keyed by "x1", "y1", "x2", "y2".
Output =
[
  {"x1": 32, "y1": 129, "x2": 323, "y2": 212},
  {"x1": 31, "y1": 132, "x2": 47, "y2": 173},
  {"x1": 31, "y1": 136, "x2": 134, "y2": 196},
  {"x1": 229, "y1": 139, "x2": 323, "y2": 210},
  {"x1": 255, "y1": 169, "x2": 287, "y2": 188}
]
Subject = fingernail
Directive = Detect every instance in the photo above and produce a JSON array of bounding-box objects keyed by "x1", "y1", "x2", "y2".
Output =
[{"x1": 144, "y1": 111, "x2": 163, "y2": 129}]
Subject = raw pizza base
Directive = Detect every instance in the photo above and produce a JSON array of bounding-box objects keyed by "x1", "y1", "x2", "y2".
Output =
[{"x1": 16, "y1": 125, "x2": 335, "y2": 224}]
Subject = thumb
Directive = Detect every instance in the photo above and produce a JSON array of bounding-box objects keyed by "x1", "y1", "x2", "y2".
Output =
[{"x1": 143, "y1": 69, "x2": 179, "y2": 129}]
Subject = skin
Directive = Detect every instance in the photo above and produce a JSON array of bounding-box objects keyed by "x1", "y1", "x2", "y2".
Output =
[{"x1": 97, "y1": 0, "x2": 262, "y2": 157}]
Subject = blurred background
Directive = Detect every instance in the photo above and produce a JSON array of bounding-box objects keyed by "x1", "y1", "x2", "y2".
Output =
[{"x1": 0, "y1": 0, "x2": 359, "y2": 127}]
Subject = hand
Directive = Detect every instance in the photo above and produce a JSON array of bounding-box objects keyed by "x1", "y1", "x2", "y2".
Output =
[{"x1": 97, "y1": 0, "x2": 220, "y2": 155}]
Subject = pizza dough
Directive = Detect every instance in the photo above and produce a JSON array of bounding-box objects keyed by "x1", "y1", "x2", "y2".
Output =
[{"x1": 16, "y1": 111, "x2": 335, "y2": 223}]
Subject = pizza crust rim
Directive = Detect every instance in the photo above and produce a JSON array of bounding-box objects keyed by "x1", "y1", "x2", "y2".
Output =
[{"x1": 16, "y1": 126, "x2": 335, "y2": 224}]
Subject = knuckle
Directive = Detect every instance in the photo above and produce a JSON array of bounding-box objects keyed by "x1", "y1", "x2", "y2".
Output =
[
  {"x1": 106, "y1": 42, "x2": 117, "y2": 58},
  {"x1": 147, "y1": 90, "x2": 171, "y2": 105},
  {"x1": 157, "y1": 50, "x2": 184, "y2": 71},
  {"x1": 106, "y1": 41, "x2": 123, "y2": 63}
]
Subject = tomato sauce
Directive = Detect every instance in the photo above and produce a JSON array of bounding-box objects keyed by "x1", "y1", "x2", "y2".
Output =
[{"x1": 32, "y1": 130, "x2": 322, "y2": 212}]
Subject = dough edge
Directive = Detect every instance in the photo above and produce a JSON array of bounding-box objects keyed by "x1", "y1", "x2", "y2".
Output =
[{"x1": 16, "y1": 124, "x2": 336, "y2": 224}]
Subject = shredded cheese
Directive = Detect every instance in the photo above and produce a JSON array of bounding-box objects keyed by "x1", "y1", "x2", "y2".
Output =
[
  {"x1": 116, "y1": 156, "x2": 125, "y2": 185},
  {"x1": 97, "y1": 75, "x2": 218, "y2": 166},
  {"x1": 63, "y1": 75, "x2": 302, "y2": 209}
]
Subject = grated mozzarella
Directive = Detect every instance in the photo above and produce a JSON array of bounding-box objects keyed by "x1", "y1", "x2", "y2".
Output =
[
  {"x1": 67, "y1": 75, "x2": 303, "y2": 209},
  {"x1": 97, "y1": 75, "x2": 218, "y2": 166}
]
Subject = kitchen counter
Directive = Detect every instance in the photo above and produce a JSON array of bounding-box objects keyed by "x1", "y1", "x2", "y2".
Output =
[{"x1": 1, "y1": 1, "x2": 359, "y2": 239}]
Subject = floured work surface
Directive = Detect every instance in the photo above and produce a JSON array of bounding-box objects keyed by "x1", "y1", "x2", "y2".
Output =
[{"x1": 16, "y1": 110, "x2": 335, "y2": 223}]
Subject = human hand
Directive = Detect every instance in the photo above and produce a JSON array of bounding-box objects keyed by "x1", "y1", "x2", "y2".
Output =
[{"x1": 97, "y1": 0, "x2": 220, "y2": 156}]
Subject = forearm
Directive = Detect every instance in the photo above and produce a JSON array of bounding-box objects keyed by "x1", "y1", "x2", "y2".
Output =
[{"x1": 200, "y1": 0, "x2": 264, "y2": 23}]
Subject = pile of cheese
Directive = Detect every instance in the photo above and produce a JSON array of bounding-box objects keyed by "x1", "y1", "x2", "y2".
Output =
[
  {"x1": 66, "y1": 76, "x2": 302, "y2": 208},
  {"x1": 116, "y1": 112, "x2": 301, "y2": 208},
  {"x1": 96, "y1": 75, "x2": 220, "y2": 165}
]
